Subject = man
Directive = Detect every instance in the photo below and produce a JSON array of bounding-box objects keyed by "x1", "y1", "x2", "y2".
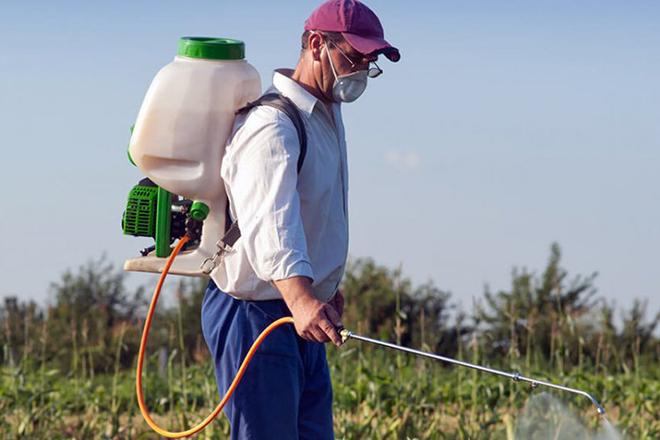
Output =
[{"x1": 201, "y1": 1, "x2": 400, "y2": 438}]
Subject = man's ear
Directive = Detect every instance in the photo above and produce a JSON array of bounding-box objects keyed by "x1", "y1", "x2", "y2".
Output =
[{"x1": 308, "y1": 32, "x2": 324, "y2": 62}]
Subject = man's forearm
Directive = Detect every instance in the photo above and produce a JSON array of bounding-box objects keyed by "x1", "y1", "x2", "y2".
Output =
[{"x1": 273, "y1": 276, "x2": 315, "y2": 310}]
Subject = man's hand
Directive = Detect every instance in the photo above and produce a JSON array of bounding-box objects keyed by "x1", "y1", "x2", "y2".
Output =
[{"x1": 274, "y1": 277, "x2": 343, "y2": 346}]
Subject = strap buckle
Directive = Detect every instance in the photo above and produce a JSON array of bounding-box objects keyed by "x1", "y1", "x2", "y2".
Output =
[{"x1": 200, "y1": 239, "x2": 233, "y2": 274}]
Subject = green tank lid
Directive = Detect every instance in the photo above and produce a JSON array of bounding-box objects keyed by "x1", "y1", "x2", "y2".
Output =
[{"x1": 177, "y1": 37, "x2": 245, "y2": 60}]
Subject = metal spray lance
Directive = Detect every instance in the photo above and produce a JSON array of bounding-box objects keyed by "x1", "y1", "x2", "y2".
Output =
[{"x1": 339, "y1": 329, "x2": 606, "y2": 415}]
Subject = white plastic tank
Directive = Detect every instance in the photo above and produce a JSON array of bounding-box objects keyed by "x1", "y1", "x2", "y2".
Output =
[
  {"x1": 126, "y1": 37, "x2": 261, "y2": 275},
  {"x1": 130, "y1": 37, "x2": 261, "y2": 199}
]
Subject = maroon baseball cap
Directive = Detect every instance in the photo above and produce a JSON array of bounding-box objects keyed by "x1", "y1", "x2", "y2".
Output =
[{"x1": 304, "y1": 0, "x2": 401, "y2": 62}]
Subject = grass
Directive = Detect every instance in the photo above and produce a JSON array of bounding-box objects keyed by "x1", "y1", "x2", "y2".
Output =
[{"x1": 1, "y1": 342, "x2": 658, "y2": 439}]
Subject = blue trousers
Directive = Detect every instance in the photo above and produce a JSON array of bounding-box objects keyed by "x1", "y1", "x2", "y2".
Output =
[{"x1": 201, "y1": 280, "x2": 334, "y2": 440}]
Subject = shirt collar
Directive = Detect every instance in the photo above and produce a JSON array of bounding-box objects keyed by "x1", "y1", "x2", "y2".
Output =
[{"x1": 272, "y1": 68, "x2": 320, "y2": 118}]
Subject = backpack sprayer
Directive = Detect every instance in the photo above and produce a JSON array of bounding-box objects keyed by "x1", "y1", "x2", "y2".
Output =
[{"x1": 123, "y1": 37, "x2": 605, "y2": 438}]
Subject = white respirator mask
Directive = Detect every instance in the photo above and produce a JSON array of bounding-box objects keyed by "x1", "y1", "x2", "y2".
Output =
[
  {"x1": 330, "y1": 65, "x2": 368, "y2": 103},
  {"x1": 324, "y1": 41, "x2": 370, "y2": 103}
]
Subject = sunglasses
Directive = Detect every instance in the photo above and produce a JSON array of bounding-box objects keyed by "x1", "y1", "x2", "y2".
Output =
[{"x1": 327, "y1": 40, "x2": 383, "y2": 79}]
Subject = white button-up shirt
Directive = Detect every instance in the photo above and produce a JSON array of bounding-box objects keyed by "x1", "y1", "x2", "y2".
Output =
[{"x1": 210, "y1": 69, "x2": 349, "y2": 303}]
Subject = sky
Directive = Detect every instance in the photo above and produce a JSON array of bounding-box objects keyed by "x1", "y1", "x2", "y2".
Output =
[{"x1": 1, "y1": 1, "x2": 658, "y2": 318}]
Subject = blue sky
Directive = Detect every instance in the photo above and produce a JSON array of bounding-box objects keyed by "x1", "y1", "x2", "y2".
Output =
[{"x1": 1, "y1": 1, "x2": 658, "y2": 316}]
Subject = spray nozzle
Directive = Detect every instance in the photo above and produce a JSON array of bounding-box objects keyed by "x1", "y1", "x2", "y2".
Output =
[{"x1": 339, "y1": 329, "x2": 351, "y2": 345}]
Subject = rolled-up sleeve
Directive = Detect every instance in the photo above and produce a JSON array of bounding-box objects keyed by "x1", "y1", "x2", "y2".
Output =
[{"x1": 221, "y1": 108, "x2": 314, "y2": 283}]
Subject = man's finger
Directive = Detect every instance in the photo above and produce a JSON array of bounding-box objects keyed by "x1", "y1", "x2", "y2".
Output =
[
  {"x1": 310, "y1": 326, "x2": 329, "y2": 343},
  {"x1": 302, "y1": 329, "x2": 320, "y2": 343},
  {"x1": 320, "y1": 319, "x2": 342, "y2": 346},
  {"x1": 294, "y1": 323, "x2": 307, "y2": 339},
  {"x1": 324, "y1": 304, "x2": 343, "y2": 329},
  {"x1": 320, "y1": 309, "x2": 342, "y2": 346}
]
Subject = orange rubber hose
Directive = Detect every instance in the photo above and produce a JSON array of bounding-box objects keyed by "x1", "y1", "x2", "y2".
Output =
[{"x1": 136, "y1": 235, "x2": 295, "y2": 438}]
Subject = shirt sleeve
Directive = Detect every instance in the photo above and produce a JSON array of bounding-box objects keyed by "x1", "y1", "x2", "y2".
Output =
[{"x1": 221, "y1": 107, "x2": 314, "y2": 283}]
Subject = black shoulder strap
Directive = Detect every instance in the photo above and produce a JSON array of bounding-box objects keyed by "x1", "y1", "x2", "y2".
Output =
[
  {"x1": 220, "y1": 93, "x2": 308, "y2": 249},
  {"x1": 235, "y1": 92, "x2": 307, "y2": 173}
]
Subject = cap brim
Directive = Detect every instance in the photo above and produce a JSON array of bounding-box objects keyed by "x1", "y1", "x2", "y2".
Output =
[{"x1": 342, "y1": 32, "x2": 401, "y2": 62}]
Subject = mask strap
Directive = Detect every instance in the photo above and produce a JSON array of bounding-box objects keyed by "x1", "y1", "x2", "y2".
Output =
[{"x1": 323, "y1": 39, "x2": 340, "y2": 81}]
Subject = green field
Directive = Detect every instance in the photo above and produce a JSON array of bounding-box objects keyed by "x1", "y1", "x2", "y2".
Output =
[
  {"x1": 1, "y1": 349, "x2": 658, "y2": 439},
  {"x1": 1, "y1": 246, "x2": 658, "y2": 438}
]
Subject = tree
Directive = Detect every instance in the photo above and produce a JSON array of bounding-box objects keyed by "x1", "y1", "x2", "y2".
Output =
[
  {"x1": 477, "y1": 243, "x2": 598, "y2": 369},
  {"x1": 0, "y1": 296, "x2": 43, "y2": 367},
  {"x1": 341, "y1": 258, "x2": 458, "y2": 354},
  {"x1": 47, "y1": 255, "x2": 146, "y2": 373},
  {"x1": 619, "y1": 299, "x2": 659, "y2": 370}
]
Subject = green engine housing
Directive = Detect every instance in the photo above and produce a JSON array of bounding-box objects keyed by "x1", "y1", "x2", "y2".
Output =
[
  {"x1": 123, "y1": 183, "x2": 158, "y2": 237},
  {"x1": 122, "y1": 178, "x2": 173, "y2": 258}
]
